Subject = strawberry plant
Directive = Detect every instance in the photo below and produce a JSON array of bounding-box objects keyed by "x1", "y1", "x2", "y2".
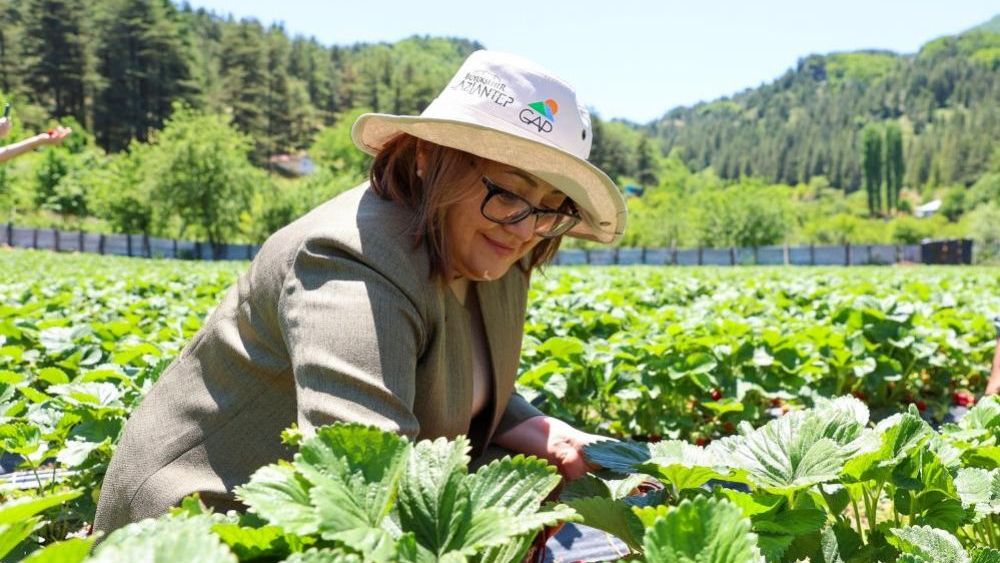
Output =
[
  {"x1": 568, "y1": 395, "x2": 1000, "y2": 562},
  {"x1": 1, "y1": 422, "x2": 576, "y2": 562}
]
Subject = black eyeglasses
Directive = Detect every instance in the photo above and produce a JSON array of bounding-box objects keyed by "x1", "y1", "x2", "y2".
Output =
[{"x1": 479, "y1": 177, "x2": 580, "y2": 238}]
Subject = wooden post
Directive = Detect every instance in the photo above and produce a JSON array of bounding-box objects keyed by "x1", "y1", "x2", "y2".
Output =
[
  {"x1": 4, "y1": 223, "x2": 10, "y2": 247},
  {"x1": 810, "y1": 244, "x2": 816, "y2": 266},
  {"x1": 53, "y1": 228, "x2": 60, "y2": 252},
  {"x1": 32, "y1": 228, "x2": 38, "y2": 249},
  {"x1": 697, "y1": 246, "x2": 703, "y2": 266},
  {"x1": 98, "y1": 234, "x2": 105, "y2": 255},
  {"x1": 78, "y1": 230, "x2": 84, "y2": 253},
  {"x1": 729, "y1": 247, "x2": 736, "y2": 266},
  {"x1": 613, "y1": 247, "x2": 620, "y2": 265},
  {"x1": 126, "y1": 234, "x2": 133, "y2": 257},
  {"x1": 845, "y1": 242, "x2": 851, "y2": 266},
  {"x1": 172, "y1": 239, "x2": 178, "y2": 259},
  {"x1": 784, "y1": 243, "x2": 790, "y2": 266},
  {"x1": 640, "y1": 247, "x2": 647, "y2": 265}
]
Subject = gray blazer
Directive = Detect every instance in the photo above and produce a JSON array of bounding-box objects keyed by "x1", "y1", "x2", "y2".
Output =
[{"x1": 93, "y1": 184, "x2": 544, "y2": 533}]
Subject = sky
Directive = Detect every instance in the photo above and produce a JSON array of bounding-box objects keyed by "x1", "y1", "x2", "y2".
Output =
[{"x1": 184, "y1": 0, "x2": 998, "y2": 123}]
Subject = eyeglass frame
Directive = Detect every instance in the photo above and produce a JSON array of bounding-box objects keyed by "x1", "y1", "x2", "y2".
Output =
[{"x1": 478, "y1": 177, "x2": 581, "y2": 238}]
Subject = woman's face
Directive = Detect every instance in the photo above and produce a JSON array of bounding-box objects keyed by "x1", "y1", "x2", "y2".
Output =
[{"x1": 443, "y1": 162, "x2": 567, "y2": 281}]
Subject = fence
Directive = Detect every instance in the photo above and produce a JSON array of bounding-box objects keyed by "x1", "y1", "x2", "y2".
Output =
[
  {"x1": 553, "y1": 241, "x2": 973, "y2": 267},
  {"x1": 0, "y1": 223, "x2": 974, "y2": 266},
  {"x1": 2, "y1": 224, "x2": 260, "y2": 261}
]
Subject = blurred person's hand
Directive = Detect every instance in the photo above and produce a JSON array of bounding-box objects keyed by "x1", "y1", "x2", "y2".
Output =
[
  {"x1": 39, "y1": 126, "x2": 72, "y2": 146},
  {"x1": 0, "y1": 117, "x2": 10, "y2": 139}
]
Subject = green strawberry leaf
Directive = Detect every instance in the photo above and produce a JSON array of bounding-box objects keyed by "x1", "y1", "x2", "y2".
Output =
[
  {"x1": 89, "y1": 514, "x2": 237, "y2": 563},
  {"x1": 888, "y1": 526, "x2": 969, "y2": 563},
  {"x1": 642, "y1": 496, "x2": 763, "y2": 563}
]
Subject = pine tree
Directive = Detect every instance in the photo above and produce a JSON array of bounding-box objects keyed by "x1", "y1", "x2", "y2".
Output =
[
  {"x1": 218, "y1": 19, "x2": 269, "y2": 162},
  {"x1": 19, "y1": 0, "x2": 88, "y2": 122},
  {"x1": 92, "y1": 0, "x2": 194, "y2": 151}
]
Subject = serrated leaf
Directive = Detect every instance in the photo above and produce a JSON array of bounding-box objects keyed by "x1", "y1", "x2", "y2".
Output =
[
  {"x1": 211, "y1": 523, "x2": 290, "y2": 560},
  {"x1": 888, "y1": 526, "x2": 969, "y2": 563},
  {"x1": 754, "y1": 508, "x2": 827, "y2": 535},
  {"x1": 564, "y1": 496, "x2": 643, "y2": 552},
  {"x1": 642, "y1": 496, "x2": 763, "y2": 563},
  {"x1": 0, "y1": 490, "x2": 81, "y2": 524},
  {"x1": 842, "y1": 413, "x2": 931, "y2": 483},
  {"x1": 583, "y1": 439, "x2": 650, "y2": 474},
  {"x1": 559, "y1": 474, "x2": 613, "y2": 502},
  {"x1": 236, "y1": 463, "x2": 319, "y2": 536},
  {"x1": 20, "y1": 537, "x2": 94, "y2": 563},
  {"x1": 0, "y1": 518, "x2": 40, "y2": 560},
  {"x1": 36, "y1": 367, "x2": 69, "y2": 385},
  {"x1": 707, "y1": 397, "x2": 867, "y2": 492},
  {"x1": 282, "y1": 547, "x2": 364, "y2": 563},
  {"x1": 955, "y1": 467, "x2": 1000, "y2": 520},
  {"x1": 90, "y1": 515, "x2": 237, "y2": 563},
  {"x1": 639, "y1": 440, "x2": 744, "y2": 492},
  {"x1": 466, "y1": 454, "x2": 560, "y2": 516},
  {"x1": 396, "y1": 435, "x2": 472, "y2": 556}
]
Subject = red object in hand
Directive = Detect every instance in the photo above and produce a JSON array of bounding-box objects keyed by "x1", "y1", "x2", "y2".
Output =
[
  {"x1": 47, "y1": 128, "x2": 55, "y2": 137},
  {"x1": 710, "y1": 388, "x2": 723, "y2": 401},
  {"x1": 953, "y1": 391, "x2": 976, "y2": 407}
]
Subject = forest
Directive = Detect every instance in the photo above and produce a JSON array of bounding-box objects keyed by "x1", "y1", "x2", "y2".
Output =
[{"x1": 0, "y1": 2, "x2": 998, "y2": 258}]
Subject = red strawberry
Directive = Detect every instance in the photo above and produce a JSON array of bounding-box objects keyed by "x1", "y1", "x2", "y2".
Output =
[
  {"x1": 722, "y1": 421, "x2": 735, "y2": 433},
  {"x1": 953, "y1": 391, "x2": 976, "y2": 407},
  {"x1": 47, "y1": 128, "x2": 55, "y2": 136},
  {"x1": 916, "y1": 400, "x2": 927, "y2": 412},
  {"x1": 710, "y1": 389, "x2": 723, "y2": 401},
  {"x1": 770, "y1": 397, "x2": 784, "y2": 407},
  {"x1": 695, "y1": 437, "x2": 709, "y2": 446},
  {"x1": 852, "y1": 390, "x2": 867, "y2": 401}
]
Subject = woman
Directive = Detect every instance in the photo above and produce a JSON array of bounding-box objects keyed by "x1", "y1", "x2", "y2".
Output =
[{"x1": 94, "y1": 50, "x2": 627, "y2": 533}]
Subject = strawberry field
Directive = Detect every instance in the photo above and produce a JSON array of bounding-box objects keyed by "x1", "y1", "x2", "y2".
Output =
[{"x1": 2, "y1": 248, "x2": 1000, "y2": 561}]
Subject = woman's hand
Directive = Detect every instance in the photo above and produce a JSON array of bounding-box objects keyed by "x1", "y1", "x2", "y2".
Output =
[{"x1": 492, "y1": 415, "x2": 603, "y2": 480}]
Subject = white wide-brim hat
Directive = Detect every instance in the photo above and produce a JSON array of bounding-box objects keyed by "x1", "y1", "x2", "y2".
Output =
[{"x1": 352, "y1": 50, "x2": 626, "y2": 244}]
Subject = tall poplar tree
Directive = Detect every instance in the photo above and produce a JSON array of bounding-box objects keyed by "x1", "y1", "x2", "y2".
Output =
[
  {"x1": 861, "y1": 124, "x2": 883, "y2": 216},
  {"x1": 884, "y1": 123, "x2": 905, "y2": 213}
]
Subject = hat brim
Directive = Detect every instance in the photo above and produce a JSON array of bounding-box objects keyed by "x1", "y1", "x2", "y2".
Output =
[{"x1": 351, "y1": 108, "x2": 626, "y2": 244}]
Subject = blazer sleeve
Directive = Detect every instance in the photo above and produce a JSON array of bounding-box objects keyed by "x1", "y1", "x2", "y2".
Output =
[
  {"x1": 278, "y1": 241, "x2": 425, "y2": 438},
  {"x1": 495, "y1": 391, "x2": 545, "y2": 436}
]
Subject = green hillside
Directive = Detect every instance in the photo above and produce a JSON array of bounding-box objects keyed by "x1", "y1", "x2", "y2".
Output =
[{"x1": 645, "y1": 19, "x2": 999, "y2": 192}]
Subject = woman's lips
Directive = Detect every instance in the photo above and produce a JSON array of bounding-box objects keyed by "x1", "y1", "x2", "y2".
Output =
[{"x1": 483, "y1": 234, "x2": 515, "y2": 257}]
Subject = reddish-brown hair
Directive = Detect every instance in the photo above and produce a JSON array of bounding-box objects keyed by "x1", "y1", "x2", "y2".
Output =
[{"x1": 368, "y1": 133, "x2": 562, "y2": 281}]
